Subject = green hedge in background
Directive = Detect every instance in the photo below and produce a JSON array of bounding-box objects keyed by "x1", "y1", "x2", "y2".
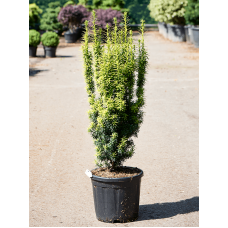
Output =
[
  {"x1": 184, "y1": 0, "x2": 199, "y2": 25},
  {"x1": 40, "y1": 2, "x2": 63, "y2": 32},
  {"x1": 29, "y1": 0, "x2": 157, "y2": 24}
]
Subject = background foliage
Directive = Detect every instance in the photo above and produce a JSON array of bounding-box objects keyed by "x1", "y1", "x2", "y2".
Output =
[
  {"x1": 40, "y1": 2, "x2": 63, "y2": 32},
  {"x1": 29, "y1": 0, "x2": 157, "y2": 24},
  {"x1": 29, "y1": 3, "x2": 43, "y2": 28},
  {"x1": 184, "y1": 0, "x2": 199, "y2": 25}
]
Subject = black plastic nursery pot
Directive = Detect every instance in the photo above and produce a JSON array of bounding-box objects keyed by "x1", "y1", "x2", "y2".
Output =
[
  {"x1": 91, "y1": 167, "x2": 143, "y2": 223},
  {"x1": 192, "y1": 27, "x2": 199, "y2": 48},
  {"x1": 184, "y1": 25, "x2": 191, "y2": 43},
  {"x1": 29, "y1": 46, "x2": 37, "y2": 57},
  {"x1": 167, "y1": 24, "x2": 186, "y2": 42},
  {"x1": 160, "y1": 22, "x2": 168, "y2": 38},
  {"x1": 44, "y1": 46, "x2": 57, "y2": 57},
  {"x1": 64, "y1": 28, "x2": 83, "y2": 43}
]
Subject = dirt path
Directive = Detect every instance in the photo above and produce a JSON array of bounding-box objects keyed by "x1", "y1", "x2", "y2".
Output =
[{"x1": 29, "y1": 32, "x2": 199, "y2": 227}]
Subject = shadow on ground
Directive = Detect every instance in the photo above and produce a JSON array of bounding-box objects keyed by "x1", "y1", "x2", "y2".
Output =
[
  {"x1": 29, "y1": 68, "x2": 48, "y2": 77},
  {"x1": 56, "y1": 55, "x2": 74, "y2": 58},
  {"x1": 138, "y1": 196, "x2": 199, "y2": 221}
]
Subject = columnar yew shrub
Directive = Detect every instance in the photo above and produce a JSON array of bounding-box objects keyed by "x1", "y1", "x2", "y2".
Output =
[{"x1": 82, "y1": 11, "x2": 148, "y2": 169}]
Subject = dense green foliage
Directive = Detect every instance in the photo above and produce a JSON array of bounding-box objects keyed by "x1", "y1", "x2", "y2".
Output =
[
  {"x1": 41, "y1": 31, "x2": 60, "y2": 46},
  {"x1": 90, "y1": 0, "x2": 125, "y2": 11},
  {"x1": 29, "y1": 29, "x2": 41, "y2": 47},
  {"x1": 125, "y1": 0, "x2": 156, "y2": 24},
  {"x1": 29, "y1": 0, "x2": 71, "y2": 13},
  {"x1": 148, "y1": 0, "x2": 187, "y2": 25},
  {"x1": 82, "y1": 11, "x2": 148, "y2": 169},
  {"x1": 29, "y1": 0, "x2": 156, "y2": 24},
  {"x1": 40, "y1": 2, "x2": 63, "y2": 32},
  {"x1": 29, "y1": 3, "x2": 43, "y2": 28},
  {"x1": 63, "y1": 0, "x2": 77, "y2": 7},
  {"x1": 184, "y1": 0, "x2": 199, "y2": 25}
]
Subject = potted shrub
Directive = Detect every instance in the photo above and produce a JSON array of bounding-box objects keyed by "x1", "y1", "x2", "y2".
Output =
[
  {"x1": 58, "y1": 4, "x2": 90, "y2": 43},
  {"x1": 41, "y1": 31, "x2": 59, "y2": 57},
  {"x1": 29, "y1": 29, "x2": 41, "y2": 57},
  {"x1": 148, "y1": 0, "x2": 187, "y2": 42},
  {"x1": 82, "y1": 11, "x2": 148, "y2": 223},
  {"x1": 40, "y1": 2, "x2": 63, "y2": 35}
]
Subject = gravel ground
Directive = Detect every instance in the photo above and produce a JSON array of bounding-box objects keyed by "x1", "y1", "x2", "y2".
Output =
[{"x1": 29, "y1": 31, "x2": 199, "y2": 227}]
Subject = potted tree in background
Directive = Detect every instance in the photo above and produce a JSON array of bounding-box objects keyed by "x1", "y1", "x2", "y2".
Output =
[
  {"x1": 148, "y1": 0, "x2": 167, "y2": 38},
  {"x1": 29, "y1": 3, "x2": 43, "y2": 30},
  {"x1": 40, "y1": 2, "x2": 63, "y2": 35},
  {"x1": 82, "y1": 11, "x2": 148, "y2": 223},
  {"x1": 41, "y1": 31, "x2": 59, "y2": 57},
  {"x1": 29, "y1": 29, "x2": 41, "y2": 57},
  {"x1": 58, "y1": 4, "x2": 90, "y2": 43},
  {"x1": 148, "y1": 0, "x2": 187, "y2": 42}
]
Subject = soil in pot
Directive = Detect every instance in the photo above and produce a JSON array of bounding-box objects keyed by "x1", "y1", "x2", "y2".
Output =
[
  {"x1": 29, "y1": 46, "x2": 37, "y2": 57},
  {"x1": 92, "y1": 166, "x2": 141, "y2": 178},
  {"x1": 91, "y1": 166, "x2": 143, "y2": 223}
]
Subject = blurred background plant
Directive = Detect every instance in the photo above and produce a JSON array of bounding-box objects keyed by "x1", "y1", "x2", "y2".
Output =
[
  {"x1": 184, "y1": 0, "x2": 199, "y2": 25},
  {"x1": 29, "y1": 0, "x2": 157, "y2": 25},
  {"x1": 148, "y1": 0, "x2": 187, "y2": 25},
  {"x1": 29, "y1": 3, "x2": 43, "y2": 29},
  {"x1": 58, "y1": 4, "x2": 90, "y2": 33},
  {"x1": 40, "y1": 2, "x2": 63, "y2": 34}
]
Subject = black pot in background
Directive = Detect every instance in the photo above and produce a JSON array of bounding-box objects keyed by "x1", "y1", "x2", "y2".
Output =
[
  {"x1": 91, "y1": 167, "x2": 143, "y2": 223},
  {"x1": 192, "y1": 27, "x2": 199, "y2": 48},
  {"x1": 29, "y1": 46, "x2": 37, "y2": 57},
  {"x1": 44, "y1": 46, "x2": 57, "y2": 57},
  {"x1": 184, "y1": 25, "x2": 191, "y2": 43},
  {"x1": 64, "y1": 28, "x2": 83, "y2": 43},
  {"x1": 158, "y1": 22, "x2": 168, "y2": 38},
  {"x1": 167, "y1": 24, "x2": 186, "y2": 42},
  {"x1": 158, "y1": 22, "x2": 162, "y2": 34}
]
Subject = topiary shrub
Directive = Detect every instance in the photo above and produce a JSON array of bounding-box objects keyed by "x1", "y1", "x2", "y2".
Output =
[
  {"x1": 29, "y1": 29, "x2": 41, "y2": 47},
  {"x1": 184, "y1": 0, "x2": 199, "y2": 25},
  {"x1": 40, "y1": 2, "x2": 63, "y2": 33},
  {"x1": 58, "y1": 4, "x2": 90, "y2": 33},
  {"x1": 148, "y1": 0, "x2": 187, "y2": 25},
  {"x1": 41, "y1": 31, "x2": 59, "y2": 47},
  {"x1": 82, "y1": 11, "x2": 148, "y2": 169}
]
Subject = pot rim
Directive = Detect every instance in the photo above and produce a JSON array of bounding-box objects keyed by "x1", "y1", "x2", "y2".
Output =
[
  {"x1": 91, "y1": 166, "x2": 143, "y2": 182},
  {"x1": 44, "y1": 46, "x2": 57, "y2": 49}
]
